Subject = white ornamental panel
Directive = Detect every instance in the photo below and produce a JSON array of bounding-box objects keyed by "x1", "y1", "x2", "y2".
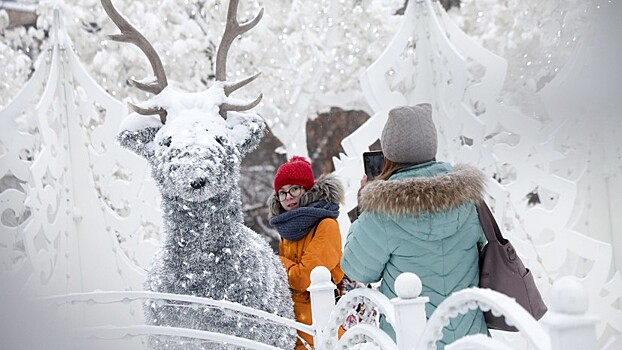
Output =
[
  {"x1": 333, "y1": 0, "x2": 621, "y2": 346},
  {"x1": 0, "y1": 9, "x2": 161, "y2": 311}
]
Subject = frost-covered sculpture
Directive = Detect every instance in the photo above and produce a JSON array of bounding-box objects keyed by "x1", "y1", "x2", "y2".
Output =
[{"x1": 100, "y1": 0, "x2": 295, "y2": 348}]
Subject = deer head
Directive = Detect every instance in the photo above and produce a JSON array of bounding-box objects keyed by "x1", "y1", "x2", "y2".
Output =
[{"x1": 103, "y1": 0, "x2": 265, "y2": 202}]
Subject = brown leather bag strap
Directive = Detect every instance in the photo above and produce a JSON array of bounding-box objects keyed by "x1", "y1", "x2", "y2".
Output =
[
  {"x1": 309, "y1": 218, "x2": 342, "y2": 289},
  {"x1": 475, "y1": 201, "x2": 508, "y2": 245},
  {"x1": 311, "y1": 218, "x2": 326, "y2": 239}
]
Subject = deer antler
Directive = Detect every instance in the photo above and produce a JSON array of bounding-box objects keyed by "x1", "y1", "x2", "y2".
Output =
[
  {"x1": 216, "y1": 0, "x2": 264, "y2": 118},
  {"x1": 101, "y1": 0, "x2": 168, "y2": 123}
]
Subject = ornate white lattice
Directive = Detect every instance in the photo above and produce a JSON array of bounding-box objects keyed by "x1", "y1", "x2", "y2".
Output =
[
  {"x1": 332, "y1": 0, "x2": 621, "y2": 345},
  {"x1": 0, "y1": 9, "x2": 160, "y2": 305}
]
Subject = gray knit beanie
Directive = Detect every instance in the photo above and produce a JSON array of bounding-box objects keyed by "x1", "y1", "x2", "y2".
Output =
[{"x1": 380, "y1": 103, "x2": 437, "y2": 164}]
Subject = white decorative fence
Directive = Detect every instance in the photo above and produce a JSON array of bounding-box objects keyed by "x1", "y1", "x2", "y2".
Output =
[{"x1": 44, "y1": 266, "x2": 617, "y2": 350}]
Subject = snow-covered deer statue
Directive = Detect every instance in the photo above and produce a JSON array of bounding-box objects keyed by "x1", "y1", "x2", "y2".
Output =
[{"x1": 100, "y1": 0, "x2": 295, "y2": 348}]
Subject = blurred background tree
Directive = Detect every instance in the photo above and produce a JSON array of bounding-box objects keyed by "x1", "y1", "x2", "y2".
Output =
[{"x1": 0, "y1": 0, "x2": 590, "y2": 251}]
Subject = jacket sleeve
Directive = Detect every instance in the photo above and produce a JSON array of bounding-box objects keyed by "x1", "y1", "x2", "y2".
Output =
[
  {"x1": 341, "y1": 212, "x2": 390, "y2": 284},
  {"x1": 284, "y1": 219, "x2": 343, "y2": 292}
]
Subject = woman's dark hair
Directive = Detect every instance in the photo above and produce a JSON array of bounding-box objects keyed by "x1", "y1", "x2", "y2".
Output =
[
  {"x1": 376, "y1": 157, "x2": 436, "y2": 180},
  {"x1": 376, "y1": 158, "x2": 412, "y2": 180}
]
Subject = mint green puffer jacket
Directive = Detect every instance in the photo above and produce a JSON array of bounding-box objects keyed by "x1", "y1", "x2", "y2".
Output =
[{"x1": 341, "y1": 161, "x2": 488, "y2": 349}]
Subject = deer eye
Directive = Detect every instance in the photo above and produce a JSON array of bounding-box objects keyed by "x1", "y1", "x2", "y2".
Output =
[{"x1": 160, "y1": 136, "x2": 172, "y2": 147}]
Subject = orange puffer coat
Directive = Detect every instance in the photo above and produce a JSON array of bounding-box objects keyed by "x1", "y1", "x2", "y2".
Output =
[{"x1": 268, "y1": 174, "x2": 345, "y2": 349}]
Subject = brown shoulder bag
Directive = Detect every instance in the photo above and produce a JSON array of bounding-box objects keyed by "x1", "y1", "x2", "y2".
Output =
[{"x1": 476, "y1": 201, "x2": 548, "y2": 331}]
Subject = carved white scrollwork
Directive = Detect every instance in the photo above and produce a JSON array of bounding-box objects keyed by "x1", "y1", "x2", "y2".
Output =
[
  {"x1": 0, "y1": 9, "x2": 162, "y2": 306},
  {"x1": 417, "y1": 288, "x2": 550, "y2": 350},
  {"x1": 333, "y1": 0, "x2": 622, "y2": 344}
]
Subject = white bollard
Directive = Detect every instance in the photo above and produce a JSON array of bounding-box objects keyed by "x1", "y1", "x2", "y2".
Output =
[
  {"x1": 392, "y1": 272, "x2": 429, "y2": 350},
  {"x1": 541, "y1": 276, "x2": 598, "y2": 350},
  {"x1": 308, "y1": 266, "x2": 337, "y2": 350}
]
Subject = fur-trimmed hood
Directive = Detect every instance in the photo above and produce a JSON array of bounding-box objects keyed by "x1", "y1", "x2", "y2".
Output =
[
  {"x1": 267, "y1": 173, "x2": 345, "y2": 218},
  {"x1": 358, "y1": 163, "x2": 486, "y2": 216}
]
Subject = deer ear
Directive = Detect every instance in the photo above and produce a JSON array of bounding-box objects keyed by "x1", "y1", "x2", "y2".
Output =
[
  {"x1": 226, "y1": 113, "x2": 266, "y2": 156},
  {"x1": 117, "y1": 127, "x2": 160, "y2": 159},
  {"x1": 117, "y1": 112, "x2": 163, "y2": 159}
]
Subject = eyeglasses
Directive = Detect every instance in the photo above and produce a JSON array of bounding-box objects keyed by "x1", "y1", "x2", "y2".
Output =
[{"x1": 277, "y1": 185, "x2": 303, "y2": 201}]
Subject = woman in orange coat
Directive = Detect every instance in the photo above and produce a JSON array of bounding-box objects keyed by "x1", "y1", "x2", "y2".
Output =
[{"x1": 267, "y1": 156, "x2": 345, "y2": 350}]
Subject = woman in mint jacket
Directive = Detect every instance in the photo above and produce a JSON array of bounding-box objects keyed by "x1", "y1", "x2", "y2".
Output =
[{"x1": 341, "y1": 104, "x2": 488, "y2": 349}]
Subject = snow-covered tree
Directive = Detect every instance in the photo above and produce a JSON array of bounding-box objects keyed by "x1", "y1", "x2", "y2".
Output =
[
  {"x1": 448, "y1": 0, "x2": 591, "y2": 116},
  {"x1": 2, "y1": 0, "x2": 403, "y2": 158},
  {"x1": 0, "y1": 6, "x2": 40, "y2": 109}
]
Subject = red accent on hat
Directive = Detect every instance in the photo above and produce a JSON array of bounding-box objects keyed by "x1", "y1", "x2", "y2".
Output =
[{"x1": 274, "y1": 156, "x2": 315, "y2": 192}]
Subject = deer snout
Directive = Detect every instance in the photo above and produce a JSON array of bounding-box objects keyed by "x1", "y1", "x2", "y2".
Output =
[{"x1": 190, "y1": 178, "x2": 207, "y2": 189}]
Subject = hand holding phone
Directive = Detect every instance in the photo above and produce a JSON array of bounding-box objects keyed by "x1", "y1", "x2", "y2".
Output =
[
  {"x1": 363, "y1": 151, "x2": 385, "y2": 181},
  {"x1": 350, "y1": 151, "x2": 384, "y2": 223}
]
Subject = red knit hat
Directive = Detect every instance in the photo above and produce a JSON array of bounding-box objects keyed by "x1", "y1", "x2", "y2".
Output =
[{"x1": 274, "y1": 156, "x2": 315, "y2": 192}]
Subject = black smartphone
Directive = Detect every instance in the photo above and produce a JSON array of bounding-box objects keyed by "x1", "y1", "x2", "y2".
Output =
[{"x1": 363, "y1": 151, "x2": 385, "y2": 180}]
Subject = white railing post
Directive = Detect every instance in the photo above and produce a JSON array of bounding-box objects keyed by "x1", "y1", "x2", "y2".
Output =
[
  {"x1": 308, "y1": 266, "x2": 337, "y2": 349},
  {"x1": 541, "y1": 276, "x2": 598, "y2": 350},
  {"x1": 392, "y1": 273, "x2": 429, "y2": 350}
]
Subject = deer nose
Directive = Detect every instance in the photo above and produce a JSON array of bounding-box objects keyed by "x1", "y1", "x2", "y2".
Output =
[{"x1": 190, "y1": 178, "x2": 206, "y2": 189}]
